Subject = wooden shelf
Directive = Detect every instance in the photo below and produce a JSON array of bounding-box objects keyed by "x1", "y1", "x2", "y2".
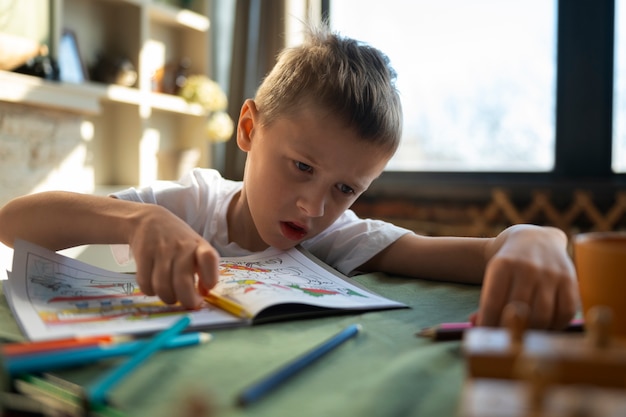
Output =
[
  {"x1": 0, "y1": 71, "x2": 208, "y2": 117},
  {"x1": 147, "y1": 91, "x2": 206, "y2": 115},
  {"x1": 148, "y1": 2, "x2": 210, "y2": 32},
  {"x1": 0, "y1": 70, "x2": 101, "y2": 114}
]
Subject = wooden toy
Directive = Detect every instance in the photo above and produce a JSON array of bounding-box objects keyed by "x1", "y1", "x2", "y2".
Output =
[
  {"x1": 459, "y1": 303, "x2": 626, "y2": 417},
  {"x1": 459, "y1": 377, "x2": 626, "y2": 417},
  {"x1": 463, "y1": 304, "x2": 626, "y2": 387}
]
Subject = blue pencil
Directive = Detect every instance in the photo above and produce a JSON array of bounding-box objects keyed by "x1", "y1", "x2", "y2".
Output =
[
  {"x1": 238, "y1": 323, "x2": 362, "y2": 406},
  {"x1": 85, "y1": 315, "x2": 191, "y2": 406},
  {"x1": 3, "y1": 331, "x2": 211, "y2": 376}
]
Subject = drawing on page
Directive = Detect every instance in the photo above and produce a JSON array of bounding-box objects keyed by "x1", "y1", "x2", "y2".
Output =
[
  {"x1": 25, "y1": 254, "x2": 197, "y2": 326},
  {"x1": 217, "y1": 256, "x2": 367, "y2": 299}
]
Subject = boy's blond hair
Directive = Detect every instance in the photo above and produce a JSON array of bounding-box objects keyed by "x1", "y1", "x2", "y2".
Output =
[{"x1": 254, "y1": 24, "x2": 403, "y2": 156}]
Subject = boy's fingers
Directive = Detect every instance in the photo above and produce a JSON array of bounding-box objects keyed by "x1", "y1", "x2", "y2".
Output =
[
  {"x1": 134, "y1": 255, "x2": 156, "y2": 296},
  {"x1": 152, "y1": 256, "x2": 177, "y2": 305},
  {"x1": 195, "y1": 244, "x2": 220, "y2": 292},
  {"x1": 468, "y1": 311, "x2": 478, "y2": 326},
  {"x1": 174, "y1": 272, "x2": 202, "y2": 309},
  {"x1": 528, "y1": 287, "x2": 554, "y2": 329},
  {"x1": 172, "y1": 252, "x2": 203, "y2": 309},
  {"x1": 506, "y1": 270, "x2": 535, "y2": 306},
  {"x1": 552, "y1": 280, "x2": 579, "y2": 329},
  {"x1": 477, "y1": 266, "x2": 512, "y2": 327}
]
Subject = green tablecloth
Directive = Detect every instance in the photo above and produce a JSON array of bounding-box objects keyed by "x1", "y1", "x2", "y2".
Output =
[{"x1": 0, "y1": 251, "x2": 481, "y2": 417}]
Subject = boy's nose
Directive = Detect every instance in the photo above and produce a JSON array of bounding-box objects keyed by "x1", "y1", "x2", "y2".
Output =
[{"x1": 297, "y1": 187, "x2": 326, "y2": 218}]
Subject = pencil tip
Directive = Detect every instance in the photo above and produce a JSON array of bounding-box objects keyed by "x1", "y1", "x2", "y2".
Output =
[
  {"x1": 416, "y1": 327, "x2": 434, "y2": 338},
  {"x1": 114, "y1": 335, "x2": 133, "y2": 343},
  {"x1": 199, "y1": 333, "x2": 213, "y2": 344}
]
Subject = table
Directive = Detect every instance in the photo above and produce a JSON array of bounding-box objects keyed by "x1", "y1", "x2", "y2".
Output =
[{"x1": 0, "y1": 245, "x2": 481, "y2": 417}]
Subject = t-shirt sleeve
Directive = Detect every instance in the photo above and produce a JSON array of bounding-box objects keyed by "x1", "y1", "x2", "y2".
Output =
[
  {"x1": 110, "y1": 168, "x2": 217, "y2": 232},
  {"x1": 302, "y1": 210, "x2": 412, "y2": 276}
]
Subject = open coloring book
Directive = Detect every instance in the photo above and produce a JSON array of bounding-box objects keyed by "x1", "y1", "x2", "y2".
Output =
[{"x1": 4, "y1": 240, "x2": 406, "y2": 341}]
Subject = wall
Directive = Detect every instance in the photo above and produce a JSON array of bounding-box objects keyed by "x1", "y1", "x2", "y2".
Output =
[
  {"x1": 0, "y1": 101, "x2": 93, "y2": 207},
  {"x1": 0, "y1": 0, "x2": 49, "y2": 44},
  {"x1": 352, "y1": 188, "x2": 626, "y2": 254}
]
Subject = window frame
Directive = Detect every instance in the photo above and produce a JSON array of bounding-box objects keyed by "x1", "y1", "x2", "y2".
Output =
[{"x1": 325, "y1": 0, "x2": 624, "y2": 204}]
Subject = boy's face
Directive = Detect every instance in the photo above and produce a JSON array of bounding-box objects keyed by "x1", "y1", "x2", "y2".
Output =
[{"x1": 236, "y1": 99, "x2": 390, "y2": 251}]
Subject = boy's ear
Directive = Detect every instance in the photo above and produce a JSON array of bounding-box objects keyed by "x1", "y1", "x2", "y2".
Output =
[{"x1": 236, "y1": 99, "x2": 258, "y2": 152}]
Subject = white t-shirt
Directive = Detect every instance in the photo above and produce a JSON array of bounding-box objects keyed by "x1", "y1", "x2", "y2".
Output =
[{"x1": 112, "y1": 169, "x2": 411, "y2": 275}]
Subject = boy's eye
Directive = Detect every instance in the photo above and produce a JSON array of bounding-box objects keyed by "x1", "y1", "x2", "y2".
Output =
[
  {"x1": 295, "y1": 161, "x2": 312, "y2": 172},
  {"x1": 337, "y1": 184, "x2": 355, "y2": 195}
]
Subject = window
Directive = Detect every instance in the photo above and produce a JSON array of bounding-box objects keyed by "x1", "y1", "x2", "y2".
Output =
[
  {"x1": 326, "y1": 0, "x2": 623, "y2": 199},
  {"x1": 329, "y1": 0, "x2": 557, "y2": 172},
  {"x1": 614, "y1": 0, "x2": 626, "y2": 172}
]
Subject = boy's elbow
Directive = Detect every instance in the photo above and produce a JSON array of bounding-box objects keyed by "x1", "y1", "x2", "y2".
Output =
[
  {"x1": 0, "y1": 193, "x2": 50, "y2": 247},
  {"x1": 0, "y1": 197, "x2": 21, "y2": 247}
]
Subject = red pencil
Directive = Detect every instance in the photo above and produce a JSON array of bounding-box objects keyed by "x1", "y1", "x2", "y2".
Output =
[{"x1": 2, "y1": 334, "x2": 131, "y2": 357}]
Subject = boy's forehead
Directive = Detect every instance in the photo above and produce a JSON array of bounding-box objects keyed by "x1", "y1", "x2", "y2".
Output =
[
  {"x1": 266, "y1": 104, "x2": 354, "y2": 137},
  {"x1": 269, "y1": 109, "x2": 360, "y2": 145},
  {"x1": 264, "y1": 111, "x2": 390, "y2": 183}
]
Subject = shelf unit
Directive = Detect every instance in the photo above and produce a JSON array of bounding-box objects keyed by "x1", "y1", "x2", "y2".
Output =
[{"x1": 0, "y1": 0, "x2": 212, "y2": 187}]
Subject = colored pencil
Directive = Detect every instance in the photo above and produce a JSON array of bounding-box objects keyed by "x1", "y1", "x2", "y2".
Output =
[
  {"x1": 205, "y1": 290, "x2": 252, "y2": 319},
  {"x1": 12, "y1": 374, "x2": 128, "y2": 417},
  {"x1": 416, "y1": 322, "x2": 473, "y2": 341},
  {"x1": 86, "y1": 315, "x2": 192, "y2": 405},
  {"x1": 2, "y1": 334, "x2": 132, "y2": 357},
  {"x1": 1, "y1": 391, "x2": 48, "y2": 415},
  {"x1": 417, "y1": 318, "x2": 585, "y2": 341},
  {"x1": 238, "y1": 323, "x2": 362, "y2": 406},
  {"x1": 14, "y1": 374, "x2": 84, "y2": 416},
  {"x1": 4, "y1": 331, "x2": 212, "y2": 376}
]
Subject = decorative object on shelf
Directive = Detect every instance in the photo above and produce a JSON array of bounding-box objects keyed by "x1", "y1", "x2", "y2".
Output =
[
  {"x1": 90, "y1": 54, "x2": 138, "y2": 87},
  {"x1": 58, "y1": 29, "x2": 88, "y2": 83},
  {"x1": 178, "y1": 74, "x2": 234, "y2": 142},
  {"x1": 156, "y1": 57, "x2": 191, "y2": 94},
  {"x1": 0, "y1": 33, "x2": 42, "y2": 71},
  {"x1": 12, "y1": 45, "x2": 60, "y2": 81},
  {"x1": 178, "y1": 75, "x2": 228, "y2": 112},
  {"x1": 205, "y1": 111, "x2": 234, "y2": 143}
]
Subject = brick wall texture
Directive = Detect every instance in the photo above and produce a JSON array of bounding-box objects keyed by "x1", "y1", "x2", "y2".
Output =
[{"x1": 0, "y1": 101, "x2": 93, "y2": 207}]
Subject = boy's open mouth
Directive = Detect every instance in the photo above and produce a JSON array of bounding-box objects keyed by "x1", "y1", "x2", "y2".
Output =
[{"x1": 280, "y1": 221, "x2": 307, "y2": 241}]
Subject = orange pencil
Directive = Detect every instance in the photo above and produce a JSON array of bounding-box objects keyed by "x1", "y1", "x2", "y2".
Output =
[{"x1": 2, "y1": 334, "x2": 131, "y2": 357}]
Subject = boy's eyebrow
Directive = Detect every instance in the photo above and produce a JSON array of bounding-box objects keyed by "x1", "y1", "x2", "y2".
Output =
[
  {"x1": 288, "y1": 140, "x2": 378, "y2": 191},
  {"x1": 350, "y1": 175, "x2": 377, "y2": 193}
]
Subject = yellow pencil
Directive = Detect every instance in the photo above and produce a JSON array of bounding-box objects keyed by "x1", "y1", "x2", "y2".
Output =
[{"x1": 205, "y1": 291, "x2": 252, "y2": 319}]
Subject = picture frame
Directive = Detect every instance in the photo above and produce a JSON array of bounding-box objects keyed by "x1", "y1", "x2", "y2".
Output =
[{"x1": 58, "y1": 29, "x2": 88, "y2": 83}]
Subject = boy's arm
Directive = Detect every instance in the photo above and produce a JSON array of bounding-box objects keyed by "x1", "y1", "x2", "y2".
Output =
[
  {"x1": 0, "y1": 191, "x2": 140, "y2": 250},
  {"x1": 0, "y1": 191, "x2": 220, "y2": 308},
  {"x1": 360, "y1": 224, "x2": 578, "y2": 329}
]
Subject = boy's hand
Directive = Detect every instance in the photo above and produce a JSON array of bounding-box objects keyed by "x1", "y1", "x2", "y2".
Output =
[
  {"x1": 128, "y1": 204, "x2": 220, "y2": 309},
  {"x1": 476, "y1": 225, "x2": 579, "y2": 329}
]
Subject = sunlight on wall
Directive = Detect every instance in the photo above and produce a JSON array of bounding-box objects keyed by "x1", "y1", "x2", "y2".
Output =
[
  {"x1": 140, "y1": 127, "x2": 161, "y2": 185},
  {"x1": 0, "y1": 102, "x2": 94, "y2": 206},
  {"x1": 31, "y1": 142, "x2": 94, "y2": 196}
]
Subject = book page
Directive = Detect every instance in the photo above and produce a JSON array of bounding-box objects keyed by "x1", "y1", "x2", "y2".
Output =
[
  {"x1": 213, "y1": 247, "x2": 406, "y2": 320},
  {"x1": 7, "y1": 240, "x2": 243, "y2": 341},
  {"x1": 6, "y1": 241, "x2": 406, "y2": 341}
]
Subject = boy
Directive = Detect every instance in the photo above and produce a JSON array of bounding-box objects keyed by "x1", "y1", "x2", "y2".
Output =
[{"x1": 0, "y1": 26, "x2": 578, "y2": 329}]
